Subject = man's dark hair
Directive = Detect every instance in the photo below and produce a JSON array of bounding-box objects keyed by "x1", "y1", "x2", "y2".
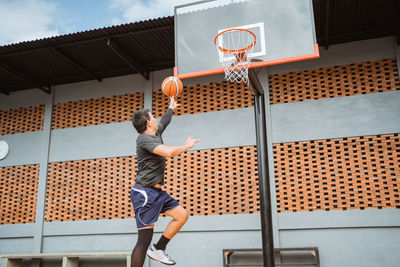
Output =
[{"x1": 132, "y1": 108, "x2": 150, "y2": 134}]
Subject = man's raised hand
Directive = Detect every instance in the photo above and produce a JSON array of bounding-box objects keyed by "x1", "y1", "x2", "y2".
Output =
[
  {"x1": 185, "y1": 137, "x2": 200, "y2": 149},
  {"x1": 169, "y1": 96, "x2": 180, "y2": 110}
]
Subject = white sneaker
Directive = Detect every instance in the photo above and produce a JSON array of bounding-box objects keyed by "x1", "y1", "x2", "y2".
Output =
[{"x1": 147, "y1": 244, "x2": 176, "y2": 265}]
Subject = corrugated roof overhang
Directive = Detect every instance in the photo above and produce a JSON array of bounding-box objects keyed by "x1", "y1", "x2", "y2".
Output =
[
  {"x1": 0, "y1": 0, "x2": 399, "y2": 95},
  {"x1": 0, "y1": 16, "x2": 174, "y2": 95}
]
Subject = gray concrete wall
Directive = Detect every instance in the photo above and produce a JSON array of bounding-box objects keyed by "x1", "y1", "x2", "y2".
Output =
[
  {"x1": 1, "y1": 36, "x2": 400, "y2": 267},
  {"x1": 266, "y1": 36, "x2": 400, "y2": 267},
  {"x1": 271, "y1": 90, "x2": 400, "y2": 143},
  {"x1": 268, "y1": 36, "x2": 396, "y2": 75},
  {"x1": 280, "y1": 227, "x2": 400, "y2": 267},
  {"x1": 48, "y1": 107, "x2": 256, "y2": 163},
  {"x1": 2, "y1": 210, "x2": 399, "y2": 266},
  {"x1": 0, "y1": 132, "x2": 44, "y2": 167}
]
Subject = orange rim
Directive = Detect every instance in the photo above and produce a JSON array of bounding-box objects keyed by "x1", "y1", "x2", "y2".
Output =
[{"x1": 214, "y1": 28, "x2": 256, "y2": 55}]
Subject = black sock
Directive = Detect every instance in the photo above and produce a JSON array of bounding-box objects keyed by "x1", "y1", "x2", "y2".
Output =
[
  {"x1": 154, "y1": 235, "x2": 170, "y2": 251},
  {"x1": 131, "y1": 228, "x2": 153, "y2": 267}
]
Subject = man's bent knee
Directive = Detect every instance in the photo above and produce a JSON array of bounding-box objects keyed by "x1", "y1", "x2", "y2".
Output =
[
  {"x1": 166, "y1": 205, "x2": 189, "y2": 224},
  {"x1": 177, "y1": 208, "x2": 189, "y2": 225},
  {"x1": 182, "y1": 208, "x2": 189, "y2": 222}
]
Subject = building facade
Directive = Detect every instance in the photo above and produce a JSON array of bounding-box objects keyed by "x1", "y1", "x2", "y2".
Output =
[{"x1": 1, "y1": 36, "x2": 400, "y2": 267}]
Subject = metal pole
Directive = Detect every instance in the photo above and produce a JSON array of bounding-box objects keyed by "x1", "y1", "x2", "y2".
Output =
[{"x1": 249, "y1": 69, "x2": 275, "y2": 267}]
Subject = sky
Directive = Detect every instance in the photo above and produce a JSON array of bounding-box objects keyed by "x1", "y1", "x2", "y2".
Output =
[{"x1": 0, "y1": 0, "x2": 195, "y2": 46}]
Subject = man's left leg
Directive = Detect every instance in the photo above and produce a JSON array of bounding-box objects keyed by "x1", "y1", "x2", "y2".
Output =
[
  {"x1": 162, "y1": 205, "x2": 189, "y2": 239},
  {"x1": 147, "y1": 205, "x2": 189, "y2": 265}
]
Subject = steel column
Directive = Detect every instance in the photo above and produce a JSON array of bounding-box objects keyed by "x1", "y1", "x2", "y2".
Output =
[{"x1": 249, "y1": 69, "x2": 275, "y2": 267}]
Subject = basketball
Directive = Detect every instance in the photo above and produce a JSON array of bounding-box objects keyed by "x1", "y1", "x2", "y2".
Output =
[{"x1": 161, "y1": 76, "x2": 183, "y2": 97}]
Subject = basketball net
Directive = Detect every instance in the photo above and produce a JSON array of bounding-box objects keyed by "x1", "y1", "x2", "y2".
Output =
[{"x1": 214, "y1": 28, "x2": 256, "y2": 84}]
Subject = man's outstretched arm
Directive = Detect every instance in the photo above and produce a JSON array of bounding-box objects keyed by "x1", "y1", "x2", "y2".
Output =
[
  {"x1": 153, "y1": 137, "x2": 200, "y2": 158},
  {"x1": 158, "y1": 97, "x2": 179, "y2": 134}
]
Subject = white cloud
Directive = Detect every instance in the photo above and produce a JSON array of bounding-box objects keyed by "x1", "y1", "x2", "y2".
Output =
[
  {"x1": 109, "y1": 0, "x2": 194, "y2": 23},
  {"x1": 111, "y1": 17, "x2": 123, "y2": 26},
  {"x1": 0, "y1": 0, "x2": 60, "y2": 45}
]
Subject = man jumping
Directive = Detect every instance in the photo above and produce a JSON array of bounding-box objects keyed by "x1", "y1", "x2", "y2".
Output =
[{"x1": 130, "y1": 97, "x2": 199, "y2": 266}]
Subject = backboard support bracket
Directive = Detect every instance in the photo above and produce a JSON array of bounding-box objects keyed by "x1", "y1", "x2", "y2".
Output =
[{"x1": 174, "y1": 44, "x2": 319, "y2": 80}]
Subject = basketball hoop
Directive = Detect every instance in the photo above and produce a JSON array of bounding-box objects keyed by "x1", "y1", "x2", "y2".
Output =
[{"x1": 214, "y1": 28, "x2": 256, "y2": 84}]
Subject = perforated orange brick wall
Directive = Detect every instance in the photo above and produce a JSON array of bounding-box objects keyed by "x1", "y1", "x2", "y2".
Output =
[
  {"x1": 0, "y1": 164, "x2": 39, "y2": 224},
  {"x1": 274, "y1": 133, "x2": 400, "y2": 212},
  {"x1": 164, "y1": 146, "x2": 260, "y2": 216},
  {"x1": 152, "y1": 81, "x2": 254, "y2": 117},
  {"x1": 45, "y1": 157, "x2": 137, "y2": 222},
  {"x1": 269, "y1": 58, "x2": 400, "y2": 104},
  {"x1": 0, "y1": 105, "x2": 45, "y2": 136},
  {"x1": 52, "y1": 93, "x2": 144, "y2": 129},
  {"x1": 44, "y1": 146, "x2": 260, "y2": 222},
  {"x1": 44, "y1": 133, "x2": 400, "y2": 222}
]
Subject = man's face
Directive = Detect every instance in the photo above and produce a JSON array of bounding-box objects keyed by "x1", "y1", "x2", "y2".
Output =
[{"x1": 147, "y1": 112, "x2": 158, "y2": 131}]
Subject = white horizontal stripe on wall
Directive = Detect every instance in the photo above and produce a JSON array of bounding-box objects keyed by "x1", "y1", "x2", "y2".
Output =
[
  {"x1": 278, "y1": 209, "x2": 400, "y2": 230},
  {"x1": 48, "y1": 108, "x2": 257, "y2": 162},
  {"x1": 162, "y1": 108, "x2": 257, "y2": 150},
  {"x1": 49, "y1": 122, "x2": 138, "y2": 162},
  {"x1": 54, "y1": 74, "x2": 145, "y2": 104},
  {"x1": 268, "y1": 37, "x2": 396, "y2": 75},
  {"x1": 271, "y1": 90, "x2": 400, "y2": 143},
  {"x1": 0, "y1": 132, "x2": 44, "y2": 167},
  {"x1": 0, "y1": 224, "x2": 34, "y2": 239},
  {"x1": 0, "y1": 88, "x2": 48, "y2": 110}
]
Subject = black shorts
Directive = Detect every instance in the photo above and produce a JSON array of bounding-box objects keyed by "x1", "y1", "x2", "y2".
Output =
[{"x1": 130, "y1": 186, "x2": 180, "y2": 229}]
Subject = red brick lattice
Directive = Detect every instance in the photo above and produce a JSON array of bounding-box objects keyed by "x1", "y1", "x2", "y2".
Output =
[
  {"x1": 44, "y1": 132, "x2": 400, "y2": 222},
  {"x1": 52, "y1": 93, "x2": 144, "y2": 129},
  {"x1": 274, "y1": 133, "x2": 400, "y2": 212},
  {"x1": 152, "y1": 81, "x2": 254, "y2": 117},
  {"x1": 0, "y1": 164, "x2": 39, "y2": 224},
  {"x1": 45, "y1": 157, "x2": 137, "y2": 222},
  {"x1": 269, "y1": 58, "x2": 400, "y2": 104},
  {"x1": 44, "y1": 146, "x2": 260, "y2": 222},
  {"x1": 164, "y1": 146, "x2": 260, "y2": 216},
  {"x1": 0, "y1": 105, "x2": 45, "y2": 136}
]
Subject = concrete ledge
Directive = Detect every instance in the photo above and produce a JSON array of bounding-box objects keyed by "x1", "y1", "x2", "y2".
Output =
[
  {"x1": 0, "y1": 224, "x2": 34, "y2": 239},
  {"x1": 278, "y1": 208, "x2": 400, "y2": 230},
  {"x1": 1, "y1": 252, "x2": 130, "y2": 259},
  {"x1": 1, "y1": 252, "x2": 130, "y2": 267},
  {"x1": 43, "y1": 214, "x2": 261, "y2": 237},
  {"x1": 4, "y1": 209, "x2": 399, "y2": 240}
]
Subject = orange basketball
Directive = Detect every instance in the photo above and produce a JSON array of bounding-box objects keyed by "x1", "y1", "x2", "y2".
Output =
[{"x1": 161, "y1": 76, "x2": 183, "y2": 97}]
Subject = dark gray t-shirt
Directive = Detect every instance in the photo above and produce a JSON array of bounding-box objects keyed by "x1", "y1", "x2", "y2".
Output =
[{"x1": 134, "y1": 108, "x2": 173, "y2": 187}]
